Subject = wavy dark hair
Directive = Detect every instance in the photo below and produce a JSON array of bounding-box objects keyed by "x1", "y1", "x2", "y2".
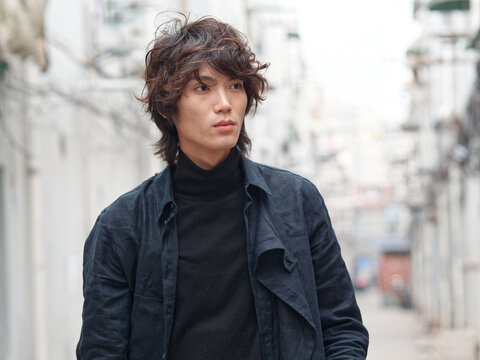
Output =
[{"x1": 137, "y1": 14, "x2": 269, "y2": 165}]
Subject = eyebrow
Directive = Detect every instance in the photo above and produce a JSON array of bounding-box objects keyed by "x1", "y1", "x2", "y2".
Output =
[
  {"x1": 198, "y1": 75, "x2": 216, "y2": 82},
  {"x1": 196, "y1": 75, "x2": 240, "y2": 83}
]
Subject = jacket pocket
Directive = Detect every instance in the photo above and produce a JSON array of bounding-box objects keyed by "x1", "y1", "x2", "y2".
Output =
[{"x1": 129, "y1": 293, "x2": 165, "y2": 360}]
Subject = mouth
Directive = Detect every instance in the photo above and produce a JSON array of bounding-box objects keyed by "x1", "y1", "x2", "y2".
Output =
[{"x1": 214, "y1": 120, "x2": 235, "y2": 128}]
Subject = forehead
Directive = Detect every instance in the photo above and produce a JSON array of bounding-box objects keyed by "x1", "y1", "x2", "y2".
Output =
[
  {"x1": 197, "y1": 64, "x2": 219, "y2": 78},
  {"x1": 186, "y1": 63, "x2": 237, "y2": 84}
]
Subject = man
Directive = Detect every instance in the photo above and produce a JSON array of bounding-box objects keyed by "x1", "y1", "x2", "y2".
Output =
[{"x1": 77, "y1": 15, "x2": 369, "y2": 360}]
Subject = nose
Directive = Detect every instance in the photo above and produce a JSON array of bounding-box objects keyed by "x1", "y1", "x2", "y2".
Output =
[{"x1": 213, "y1": 89, "x2": 232, "y2": 113}]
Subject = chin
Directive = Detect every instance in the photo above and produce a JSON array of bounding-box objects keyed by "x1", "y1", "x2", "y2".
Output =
[
  {"x1": 215, "y1": 144, "x2": 236, "y2": 153},
  {"x1": 216, "y1": 138, "x2": 239, "y2": 150}
]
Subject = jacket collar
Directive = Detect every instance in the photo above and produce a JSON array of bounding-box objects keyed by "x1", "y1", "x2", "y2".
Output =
[
  {"x1": 151, "y1": 156, "x2": 272, "y2": 221},
  {"x1": 241, "y1": 157, "x2": 272, "y2": 196},
  {"x1": 152, "y1": 166, "x2": 176, "y2": 223}
]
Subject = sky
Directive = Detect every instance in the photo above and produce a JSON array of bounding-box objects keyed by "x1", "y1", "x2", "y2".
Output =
[{"x1": 295, "y1": 0, "x2": 421, "y2": 123}]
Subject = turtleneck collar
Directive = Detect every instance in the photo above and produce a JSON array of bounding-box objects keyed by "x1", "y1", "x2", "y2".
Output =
[{"x1": 173, "y1": 147, "x2": 243, "y2": 201}]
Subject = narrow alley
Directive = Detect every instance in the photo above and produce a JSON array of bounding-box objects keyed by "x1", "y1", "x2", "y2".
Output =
[{"x1": 358, "y1": 289, "x2": 478, "y2": 360}]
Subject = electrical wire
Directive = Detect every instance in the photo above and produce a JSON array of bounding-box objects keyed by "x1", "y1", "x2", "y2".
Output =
[{"x1": 3, "y1": 75, "x2": 151, "y2": 140}]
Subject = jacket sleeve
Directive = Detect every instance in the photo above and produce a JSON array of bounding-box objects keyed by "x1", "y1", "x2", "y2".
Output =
[
  {"x1": 307, "y1": 186, "x2": 369, "y2": 359},
  {"x1": 76, "y1": 210, "x2": 133, "y2": 360}
]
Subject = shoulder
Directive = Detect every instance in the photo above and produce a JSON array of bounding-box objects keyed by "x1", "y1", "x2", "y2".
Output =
[
  {"x1": 249, "y1": 160, "x2": 320, "y2": 198},
  {"x1": 247, "y1": 160, "x2": 332, "y2": 238},
  {"x1": 246, "y1": 160, "x2": 330, "y2": 221},
  {"x1": 99, "y1": 167, "x2": 172, "y2": 229}
]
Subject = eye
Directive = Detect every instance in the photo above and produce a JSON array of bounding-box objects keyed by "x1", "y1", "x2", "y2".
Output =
[
  {"x1": 230, "y1": 82, "x2": 244, "y2": 90},
  {"x1": 194, "y1": 84, "x2": 208, "y2": 91}
]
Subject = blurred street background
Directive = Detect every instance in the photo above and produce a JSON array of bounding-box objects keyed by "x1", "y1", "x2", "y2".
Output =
[{"x1": 1, "y1": 0, "x2": 480, "y2": 359}]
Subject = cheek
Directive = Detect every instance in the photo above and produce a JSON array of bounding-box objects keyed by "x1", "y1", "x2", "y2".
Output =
[
  {"x1": 237, "y1": 94, "x2": 248, "y2": 114},
  {"x1": 175, "y1": 102, "x2": 197, "y2": 127}
]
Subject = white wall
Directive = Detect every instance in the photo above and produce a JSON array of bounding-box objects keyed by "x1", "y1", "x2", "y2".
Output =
[{"x1": 0, "y1": 59, "x2": 36, "y2": 360}]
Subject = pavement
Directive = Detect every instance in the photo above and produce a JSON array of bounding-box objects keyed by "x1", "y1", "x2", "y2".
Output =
[{"x1": 356, "y1": 289, "x2": 479, "y2": 360}]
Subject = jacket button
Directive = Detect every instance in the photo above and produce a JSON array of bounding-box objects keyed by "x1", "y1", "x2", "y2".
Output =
[{"x1": 283, "y1": 253, "x2": 297, "y2": 272}]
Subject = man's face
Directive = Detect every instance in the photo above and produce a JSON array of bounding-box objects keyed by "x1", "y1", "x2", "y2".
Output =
[{"x1": 174, "y1": 64, "x2": 247, "y2": 169}]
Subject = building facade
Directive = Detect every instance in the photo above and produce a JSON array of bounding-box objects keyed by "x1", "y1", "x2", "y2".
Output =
[{"x1": 406, "y1": 0, "x2": 480, "y2": 357}]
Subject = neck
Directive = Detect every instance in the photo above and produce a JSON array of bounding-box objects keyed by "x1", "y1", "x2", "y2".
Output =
[
  {"x1": 173, "y1": 147, "x2": 242, "y2": 201},
  {"x1": 179, "y1": 147, "x2": 232, "y2": 170}
]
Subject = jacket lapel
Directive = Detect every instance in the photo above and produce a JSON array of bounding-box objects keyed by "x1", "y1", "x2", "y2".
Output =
[{"x1": 249, "y1": 202, "x2": 316, "y2": 332}]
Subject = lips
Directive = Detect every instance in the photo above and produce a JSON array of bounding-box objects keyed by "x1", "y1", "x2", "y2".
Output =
[{"x1": 214, "y1": 120, "x2": 235, "y2": 127}]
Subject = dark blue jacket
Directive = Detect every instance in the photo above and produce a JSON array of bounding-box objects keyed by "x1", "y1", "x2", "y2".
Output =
[{"x1": 76, "y1": 158, "x2": 369, "y2": 360}]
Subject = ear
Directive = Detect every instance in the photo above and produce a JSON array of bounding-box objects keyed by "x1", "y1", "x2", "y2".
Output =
[
  {"x1": 170, "y1": 112, "x2": 178, "y2": 125},
  {"x1": 167, "y1": 114, "x2": 178, "y2": 129}
]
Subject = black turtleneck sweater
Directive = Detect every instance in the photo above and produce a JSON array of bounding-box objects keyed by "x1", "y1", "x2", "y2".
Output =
[{"x1": 168, "y1": 148, "x2": 261, "y2": 360}]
